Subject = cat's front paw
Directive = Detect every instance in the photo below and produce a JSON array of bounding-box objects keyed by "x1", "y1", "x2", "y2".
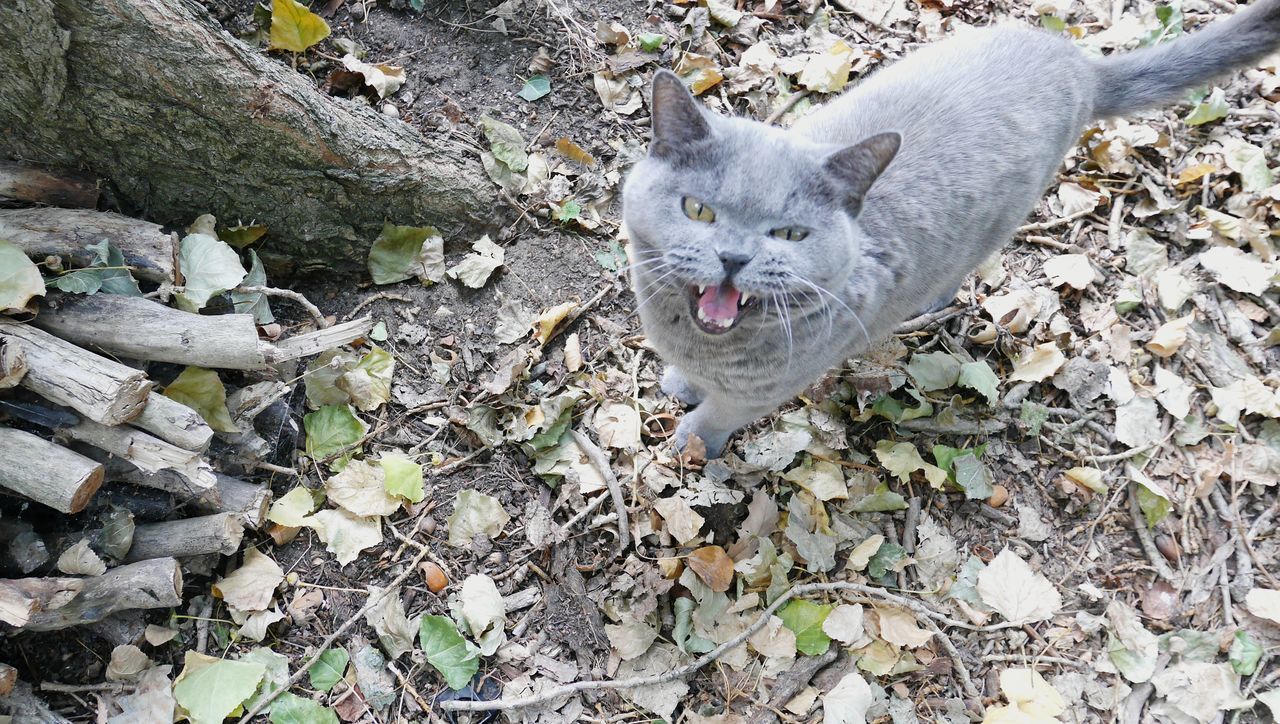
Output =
[
  {"x1": 661, "y1": 367, "x2": 704, "y2": 406},
  {"x1": 674, "y1": 412, "x2": 730, "y2": 458}
]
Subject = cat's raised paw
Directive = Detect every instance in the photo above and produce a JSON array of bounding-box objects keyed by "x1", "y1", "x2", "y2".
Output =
[
  {"x1": 661, "y1": 367, "x2": 705, "y2": 406},
  {"x1": 674, "y1": 413, "x2": 729, "y2": 458}
]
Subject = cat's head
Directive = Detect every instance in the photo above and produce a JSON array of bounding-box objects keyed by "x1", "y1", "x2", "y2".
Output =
[{"x1": 622, "y1": 70, "x2": 898, "y2": 337}]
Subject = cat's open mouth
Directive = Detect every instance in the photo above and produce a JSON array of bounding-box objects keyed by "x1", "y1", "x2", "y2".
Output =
[{"x1": 687, "y1": 283, "x2": 758, "y2": 334}]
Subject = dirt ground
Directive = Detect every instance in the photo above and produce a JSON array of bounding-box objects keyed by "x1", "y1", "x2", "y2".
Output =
[{"x1": 7, "y1": 0, "x2": 1280, "y2": 722}]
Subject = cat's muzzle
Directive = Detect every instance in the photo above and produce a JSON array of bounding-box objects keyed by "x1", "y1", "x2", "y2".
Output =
[{"x1": 687, "y1": 282, "x2": 759, "y2": 335}]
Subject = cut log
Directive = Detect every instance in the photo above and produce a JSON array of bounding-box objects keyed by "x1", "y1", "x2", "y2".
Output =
[
  {"x1": 0, "y1": 161, "x2": 99, "y2": 208},
  {"x1": 192, "y1": 474, "x2": 271, "y2": 529},
  {"x1": 0, "y1": 319, "x2": 151, "y2": 425},
  {"x1": 0, "y1": 426, "x2": 104, "y2": 514},
  {"x1": 0, "y1": 662, "x2": 15, "y2": 697},
  {"x1": 61, "y1": 418, "x2": 216, "y2": 498},
  {"x1": 15, "y1": 558, "x2": 183, "y2": 631},
  {"x1": 33, "y1": 293, "x2": 265, "y2": 370},
  {"x1": 124, "y1": 513, "x2": 244, "y2": 563},
  {"x1": 0, "y1": 576, "x2": 82, "y2": 627},
  {"x1": 86, "y1": 610, "x2": 147, "y2": 647},
  {"x1": 0, "y1": 336, "x2": 26, "y2": 389},
  {"x1": 0, "y1": 208, "x2": 174, "y2": 284},
  {"x1": 131, "y1": 393, "x2": 214, "y2": 452},
  {"x1": 0, "y1": 0, "x2": 498, "y2": 273}
]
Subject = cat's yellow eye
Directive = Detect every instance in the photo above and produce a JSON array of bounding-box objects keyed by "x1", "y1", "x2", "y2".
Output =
[
  {"x1": 681, "y1": 196, "x2": 716, "y2": 223},
  {"x1": 770, "y1": 227, "x2": 809, "y2": 242}
]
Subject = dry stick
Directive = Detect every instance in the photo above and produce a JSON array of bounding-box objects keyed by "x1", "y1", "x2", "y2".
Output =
[
  {"x1": 763, "y1": 91, "x2": 810, "y2": 126},
  {"x1": 1213, "y1": 484, "x2": 1279, "y2": 589},
  {"x1": 237, "y1": 537, "x2": 437, "y2": 722},
  {"x1": 1015, "y1": 207, "x2": 1096, "y2": 233},
  {"x1": 569, "y1": 430, "x2": 630, "y2": 555},
  {"x1": 439, "y1": 581, "x2": 986, "y2": 712},
  {"x1": 234, "y1": 285, "x2": 329, "y2": 329},
  {"x1": 345, "y1": 291, "x2": 413, "y2": 320}
]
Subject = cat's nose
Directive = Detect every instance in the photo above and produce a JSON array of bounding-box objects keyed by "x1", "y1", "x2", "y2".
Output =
[{"x1": 718, "y1": 249, "x2": 753, "y2": 280}]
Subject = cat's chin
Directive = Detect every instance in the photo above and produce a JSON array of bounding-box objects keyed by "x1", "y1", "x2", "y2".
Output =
[{"x1": 686, "y1": 283, "x2": 760, "y2": 335}]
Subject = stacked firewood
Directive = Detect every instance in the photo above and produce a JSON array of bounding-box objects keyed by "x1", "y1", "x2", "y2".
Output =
[{"x1": 0, "y1": 162, "x2": 366, "y2": 641}]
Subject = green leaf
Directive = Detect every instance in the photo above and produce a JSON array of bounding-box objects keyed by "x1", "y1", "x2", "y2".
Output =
[
  {"x1": 240, "y1": 647, "x2": 290, "y2": 715},
  {"x1": 1140, "y1": 2, "x2": 1183, "y2": 46},
  {"x1": 367, "y1": 223, "x2": 436, "y2": 285},
  {"x1": 270, "y1": 692, "x2": 338, "y2": 724},
  {"x1": 868, "y1": 542, "x2": 907, "y2": 580},
  {"x1": 305, "y1": 350, "x2": 358, "y2": 409},
  {"x1": 638, "y1": 32, "x2": 665, "y2": 51},
  {"x1": 517, "y1": 75, "x2": 551, "y2": 101},
  {"x1": 418, "y1": 615, "x2": 480, "y2": 690},
  {"x1": 173, "y1": 655, "x2": 266, "y2": 724},
  {"x1": 86, "y1": 240, "x2": 143, "y2": 297},
  {"x1": 338, "y1": 346, "x2": 394, "y2": 411},
  {"x1": 175, "y1": 233, "x2": 247, "y2": 312},
  {"x1": 594, "y1": 239, "x2": 628, "y2": 271},
  {"x1": 304, "y1": 405, "x2": 368, "y2": 459},
  {"x1": 269, "y1": 0, "x2": 331, "y2": 52},
  {"x1": 1136, "y1": 485, "x2": 1171, "y2": 528},
  {"x1": 1229, "y1": 630, "x2": 1263, "y2": 675},
  {"x1": 905, "y1": 352, "x2": 961, "y2": 392},
  {"x1": 1020, "y1": 401, "x2": 1050, "y2": 437},
  {"x1": 553, "y1": 199, "x2": 582, "y2": 222},
  {"x1": 952, "y1": 454, "x2": 995, "y2": 500},
  {"x1": 779, "y1": 599, "x2": 832, "y2": 656},
  {"x1": 307, "y1": 648, "x2": 349, "y2": 692},
  {"x1": 479, "y1": 116, "x2": 528, "y2": 172},
  {"x1": 219, "y1": 223, "x2": 267, "y2": 249},
  {"x1": 672, "y1": 596, "x2": 715, "y2": 653},
  {"x1": 0, "y1": 240, "x2": 46, "y2": 312},
  {"x1": 1185, "y1": 87, "x2": 1228, "y2": 126},
  {"x1": 1039, "y1": 13, "x2": 1065, "y2": 32},
  {"x1": 229, "y1": 250, "x2": 275, "y2": 324},
  {"x1": 381, "y1": 453, "x2": 424, "y2": 503},
  {"x1": 50, "y1": 269, "x2": 103, "y2": 295},
  {"x1": 958, "y1": 360, "x2": 999, "y2": 404},
  {"x1": 164, "y1": 367, "x2": 238, "y2": 433},
  {"x1": 850, "y1": 484, "x2": 908, "y2": 513},
  {"x1": 948, "y1": 555, "x2": 986, "y2": 607},
  {"x1": 369, "y1": 321, "x2": 388, "y2": 341}
]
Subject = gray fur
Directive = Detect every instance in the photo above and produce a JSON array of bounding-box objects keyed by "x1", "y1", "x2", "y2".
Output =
[{"x1": 622, "y1": 0, "x2": 1280, "y2": 457}]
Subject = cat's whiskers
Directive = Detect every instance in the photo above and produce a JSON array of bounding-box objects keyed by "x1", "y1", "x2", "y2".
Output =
[
  {"x1": 629, "y1": 266, "x2": 681, "y2": 318},
  {"x1": 786, "y1": 272, "x2": 870, "y2": 348},
  {"x1": 769, "y1": 291, "x2": 795, "y2": 371}
]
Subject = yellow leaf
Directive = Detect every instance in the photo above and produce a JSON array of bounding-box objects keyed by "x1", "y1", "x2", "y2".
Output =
[
  {"x1": 1176, "y1": 162, "x2": 1216, "y2": 185},
  {"x1": 555, "y1": 138, "x2": 596, "y2": 168},
  {"x1": 798, "y1": 40, "x2": 855, "y2": 93},
  {"x1": 674, "y1": 52, "x2": 724, "y2": 95},
  {"x1": 535, "y1": 301, "x2": 578, "y2": 345},
  {"x1": 1146, "y1": 315, "x2": 1193, "y2": 358},
  {"x1": 269, "y1": 0, "x2": 331, "y2": 53}
]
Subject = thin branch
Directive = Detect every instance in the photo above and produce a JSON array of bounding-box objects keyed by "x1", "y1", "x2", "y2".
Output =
[
  {"x1": 234, "y1": 285, "x2": 329, "y2": 329},
  {"x1": 569, "y1": 429, "x2": 629, "y2": 555},
  {"x1": 763, "y1": 91, "x2": 810, "y2": 126},
  {"x1": 439, "y1": 581, "x2": 998, "y2": 712}
]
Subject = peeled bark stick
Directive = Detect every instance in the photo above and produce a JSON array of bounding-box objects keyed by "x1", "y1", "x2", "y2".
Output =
[
  {"x1": 34, "y1": 293, "x2": 265, "y2": 370},
  {"x1": 124, "y1": 513, "x2": 244, "y2": 563},
  {"x1": 0, "y1": 161, "x2": 99, "y2": 208},
  {"x1": 62, "y1": 418, "x2": 216, "y2": 498},
  {"x1": 0, "y1": 426, "x2": 104, "y2": 514},
  {"x1": 18, "y1": 558, "x2": 183, "y2": 631},
  {"x1": 0, "y1": 662, "x2": 16, "y2": 697},
  {"x1": 191, "y1": 474, "x2": 271, "y2": 529},
  {"x1": 0, "y1": 319, "x2": 151, "y2": 425},
  {"x1": 0, "y1": 208, "x2": 174, "y2": 283},
  {"x1": 0, "y1": 576, "x2": 83, "y2": 627},
  {"x1": 130, "y1": 393, "x2": 214, "y2": 452},
  {"x1": 267, "y1": 316, "x2": 376, "y2": 362}
]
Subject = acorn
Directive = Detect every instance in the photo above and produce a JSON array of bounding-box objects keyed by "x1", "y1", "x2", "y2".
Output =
[
  {"x1": 421, "y1": 561, "x2": 449, "y2": 593},
  {"x1": 1155, "y1": 534, "x2": 1180, "y2": 562},
  {"x1": 986, "y1": 485, "x2": 1009, "y2": 508}
]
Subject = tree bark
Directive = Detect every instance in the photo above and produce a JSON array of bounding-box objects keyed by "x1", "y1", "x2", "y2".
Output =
[
  {"x1": 0, "y1": 208, "x2": 174, "y2": 284},
  {"x1": 14, "y1": 558, "x2": 183, "y2": 631},
  {"x1": 0, "y1": 426, "x2": 104, "y2": 514},
  {"x1": 0, "y1": 161, "x2": 98, "y2": 208},
  {"x1": 130, "y1": 393, "x2": 215, "y2": 453},
  {"x1": 124, "y1": 513, "x2": 244, "y2": 563},
  {"x1": 0, "y1": 0, "x2": 499, "y2": 272}
]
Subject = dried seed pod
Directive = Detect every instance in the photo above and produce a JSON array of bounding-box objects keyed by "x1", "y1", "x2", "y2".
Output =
[
  {"x1": 986, "y1": 484, "x2": 1009, "y2": 508},
  {"x1": 421, "y1": 561, "x2": 449, "y2": 593},
  {"x1": 1155, "y1": 534, "x2": 1180, "y2": 562}
]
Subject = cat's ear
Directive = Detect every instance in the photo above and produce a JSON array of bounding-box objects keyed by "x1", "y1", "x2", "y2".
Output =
[
  {"x1": 823, "y1": 132, "x2": 901, "y2": 215},
  {"x1": 650, "y1": 70, "x2": 711, "y2": 159}
]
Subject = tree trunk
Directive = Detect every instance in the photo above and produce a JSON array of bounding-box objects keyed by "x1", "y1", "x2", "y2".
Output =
[{"x1": 0, "y1": 0, "x2": 499, "y2": 273}]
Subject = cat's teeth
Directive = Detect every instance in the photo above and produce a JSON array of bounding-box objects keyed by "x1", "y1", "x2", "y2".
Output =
[
  {"x1": 739, "y1": 293, "x2": 753, "y2": 306},
  {"x1": 697, "y1": 285, "x2": 707, "y2": 295}
]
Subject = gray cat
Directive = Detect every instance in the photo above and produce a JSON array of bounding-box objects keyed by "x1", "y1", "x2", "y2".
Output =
[{"x1": 622, "y1": 0, "x2": 1280, "y2": 457}]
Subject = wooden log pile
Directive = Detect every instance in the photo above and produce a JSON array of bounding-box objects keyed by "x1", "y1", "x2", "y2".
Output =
[{"x1": 0, "y1": 162, "x2": 370, "y2": 639}]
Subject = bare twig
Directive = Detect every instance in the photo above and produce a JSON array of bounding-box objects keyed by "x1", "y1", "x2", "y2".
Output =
[
  {"x1": 439, "y1": 581, "x2": 993, "y2": 712},
  {"x1": 1016, "y1": 208, "x2": 1095, "y2": 233},
  {"x1": 980, "y1": 654, "x2": 1083, "y2": 667},
  {"x1": 237, "y1": 532, "x2": 438, "y2": 721},
  {"x1": 345, "y1": 291, "x2": 413, "y2": 320},
  {"x1": 569, "y1": 429, "x2": 630, "y2": 556},
  {"x1": 1127, "y1": 485, "x2": 1177, "y2": 583},
  {"x1": 896, "y1": 306, "x2": 964, "y2": 334},
  {"x1": 763, "y1": 91, "x2": 810, "y2": 126},
  {"x1": 234, "y1": 285, "x2": 329, "y2": 328}
]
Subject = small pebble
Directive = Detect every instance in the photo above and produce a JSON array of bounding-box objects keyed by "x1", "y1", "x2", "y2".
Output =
[{"x1": 381, "y1": 103, "x2": 399, "y2": 118}]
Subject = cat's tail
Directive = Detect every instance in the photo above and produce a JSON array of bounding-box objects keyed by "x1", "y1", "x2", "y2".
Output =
[{"x1": 1091, "y1": 0, "x2": 1280, "y2": 117}]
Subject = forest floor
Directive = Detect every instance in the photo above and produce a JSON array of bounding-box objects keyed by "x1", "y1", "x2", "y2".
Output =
[{"x1": 9, "y1": 0, "x2": 1280, "y2": 722}]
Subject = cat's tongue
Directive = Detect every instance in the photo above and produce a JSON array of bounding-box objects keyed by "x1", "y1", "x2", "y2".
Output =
[{"x1": 697, "y1": 284, "x2": 741, "y2": 329}]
